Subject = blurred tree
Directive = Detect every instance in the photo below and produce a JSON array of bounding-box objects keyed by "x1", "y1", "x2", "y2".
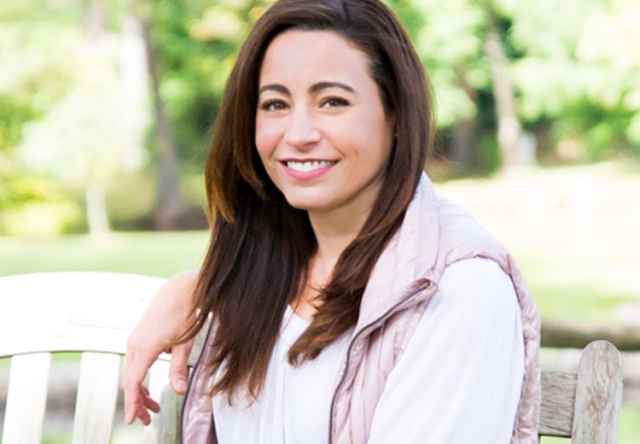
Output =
[
  {"x1": 2, "y1": 0, "x2": 639, "y2": 235},
  {"x1": 0, "y1": 95, "x2": 39, "y2": 154},
  {"x1": 144, "y1": 0, "x2": 270, "y2": 163},
  {"x1": 123, "y1": 0, "x2": 273, "y2": 228},
  {"x1": 0, "y1": 0, "x2": 86, "y2": 235},
  {"x1": 499, "y1": 0, "x2": 640, "y2": 159},
  {"x1": 483, "y1": 5, "x2": 522, "y2": 169},
  {"x1": 0, "y1": 0, "x2": 151, "y2": 236},
  {"x1": 125, "y1": 0, "x2": 640, "y2": 172},
  {"x1": 139, "y1": 7, "x2": 186, "y2": 230},
  {"x1": 406, "y1": 0, "x2": 639, "y2": 169},
  {"x1": 404, "y1": 0, "x2": 497, "y2": 171}
]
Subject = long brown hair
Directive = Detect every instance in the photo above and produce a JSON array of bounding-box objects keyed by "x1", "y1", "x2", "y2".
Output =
[{"x1": 184, "y1": 0, "x2": 434, "y2": 402}]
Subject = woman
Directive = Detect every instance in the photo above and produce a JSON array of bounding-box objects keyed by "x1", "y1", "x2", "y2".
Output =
[{"x1": 122, "y1": 0, "x2": 541, "y2": 443}]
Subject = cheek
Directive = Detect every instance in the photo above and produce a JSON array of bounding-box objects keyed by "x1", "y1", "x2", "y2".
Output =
[
  {"x1": 255, "y1": 117, "x2": 282, "y2": 160},
  {"x1": 343, "y1": 114, "x2": 393, "y2": 162}
]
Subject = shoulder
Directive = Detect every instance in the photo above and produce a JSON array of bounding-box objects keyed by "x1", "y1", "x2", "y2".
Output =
[
  {"x1": 441, "y1": 258, "x2": 516, "y2": 300},
  {"x1": 425, "y1": 257, "x2": 521, "y2": 331},
  {"x1": 427, "y1": 193, "x2": 513, "y2": 277}
]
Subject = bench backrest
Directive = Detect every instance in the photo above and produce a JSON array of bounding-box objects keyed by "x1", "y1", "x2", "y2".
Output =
[
  {"x1": 539, "y1": 340, "x2": 623, "y2": 443},
  {"x1": 0, "y1": 272, "x2": 189, "y2": 444}
]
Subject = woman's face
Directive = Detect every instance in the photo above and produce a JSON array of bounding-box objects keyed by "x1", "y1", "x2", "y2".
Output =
[{"x1": 255, "y1": 30, "x2": 395, "y2": 220}]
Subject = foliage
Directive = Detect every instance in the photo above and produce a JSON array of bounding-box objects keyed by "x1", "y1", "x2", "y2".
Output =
[
  {"x1": 0, "y1": 170, "x2": 85, "y2": 236},
  {"x1": 1, "y1": 0, "x2": 639, "y2": 232},
  {"x1": 105, "y1": 171, "x2": 157, "y2": 230},
  {"x1": 148, "y1": 0, "x2": 272, "y2": 164},
  {"x1": 0, "y1": 0, "x2": 152, "y2": 232},
  {"x1": 504, "y1": 0, "x2": 640, "y2": 158},
  {"x1": 0, "y1": 94, "x2": 40, "y2": 152},
  {"x1": 0, "y1": 231, "x2": 207, "y2": 277},
  {"x1": 407, "y1": 0, "x2": 491, "y2": 126}
]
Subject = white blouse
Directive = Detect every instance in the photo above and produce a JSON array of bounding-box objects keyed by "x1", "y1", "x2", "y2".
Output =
[{"x1": 212, "y1": 258, "x2": 524, "y2": 444}]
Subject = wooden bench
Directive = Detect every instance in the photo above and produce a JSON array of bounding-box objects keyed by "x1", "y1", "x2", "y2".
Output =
[
  {"x1": 0, "y1": 272, "x2": 624, "y2": 443},
  {"x1": 0, "y1": 272, "x2": 193, "y2": 444},
  {"x1": 540, "y1": 340, "x2": 623, "y2": 443}
]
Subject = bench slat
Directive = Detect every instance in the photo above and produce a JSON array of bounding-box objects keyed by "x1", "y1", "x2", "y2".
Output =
[
  {"x1": 71, "y1": 352, "x2": 121, "y2": 444},
  {"x1": 539, "y1": 371, "x2": 576, "y2": 437},
  {"x1": 572, "y1": 341, "x2": 624, "y2": 444},
  {"x1": 2, "y1": 353, "x2": 51, "y2": 444}
]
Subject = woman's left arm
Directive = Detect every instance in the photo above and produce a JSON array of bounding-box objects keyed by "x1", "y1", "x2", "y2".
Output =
[{"x1": 367, "y1": 258, "x2": 524, "y2": 444}]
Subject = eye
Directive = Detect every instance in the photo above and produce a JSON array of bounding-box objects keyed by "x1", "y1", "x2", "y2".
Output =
[
  {"x1": 321, "y1": 97, "x2": 350, "y2": 108},
  {"x1": 259, "y1": 99, "x2": 288, "y2": 111}
]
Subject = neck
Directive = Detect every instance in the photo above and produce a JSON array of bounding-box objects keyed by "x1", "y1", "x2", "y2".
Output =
[{"x1": 307, "y1": 204, "x2": 370, "y2": 278}]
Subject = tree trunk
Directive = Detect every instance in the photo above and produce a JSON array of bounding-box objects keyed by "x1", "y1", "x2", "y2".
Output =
[
  {"x1": 141, "y1": 18, "x2": 185, "y2": 230},
  {"x1": 119, "y1": 15, "x2": 148, "y2": 173},
  {"x1": 82, "y1": 0, "x2": 111, "y2": 237},
  {"x1": 82, "y1": 0, "x2": 107, "y2": 40},
  {"x1": 452, "y1": 119, "x2": 479, "y2": 170},
  {"x1": 451, "y1": 68, "x2": 480, "y2": 171},
  {"x1": 86, "y1": 183, "x2": 110, "y2": 239},
  {"x1": 484, "y1": 27, "x2": 521, "y2": 170}
]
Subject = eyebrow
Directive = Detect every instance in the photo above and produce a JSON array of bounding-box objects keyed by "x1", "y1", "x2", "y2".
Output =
[
  {"x1": 258, "y1": 81, "x2": 356, "y2": 96},
  {"x1": 310, "y1": 81, "x2": 355, "y2": 94}
]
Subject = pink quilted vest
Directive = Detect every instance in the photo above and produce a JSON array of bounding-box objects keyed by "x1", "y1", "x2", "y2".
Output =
[{"x1": 180, "y1": 173, "x2": 541, "y2": 443}]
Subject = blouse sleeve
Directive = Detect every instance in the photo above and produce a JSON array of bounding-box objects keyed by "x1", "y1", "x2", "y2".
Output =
[{"x1": 366, "y1": 258, "x2": 525, "y2": 444}]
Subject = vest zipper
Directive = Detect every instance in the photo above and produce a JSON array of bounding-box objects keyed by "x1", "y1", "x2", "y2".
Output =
[
  {"x1": 327, "y1": 279, "x2": 433, "y2": 444},
  {"x1": 181, "y1": 280, "x2": 432, "y2": 443}
]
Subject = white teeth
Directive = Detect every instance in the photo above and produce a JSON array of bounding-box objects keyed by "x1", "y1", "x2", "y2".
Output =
[{"x1": 286, "y1": 160, "x2": 335, "y2": 172}]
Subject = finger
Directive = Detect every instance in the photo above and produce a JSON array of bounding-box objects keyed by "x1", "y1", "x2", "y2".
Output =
[
  {"x1": 123, "y1": 383, "x2": 140, "y2": 425},
  {"x1": 144, "y1": 395, "x2": 161, "y2": 414},
  {"x1": 140, "y1": 385, "x2": 160, "y2": 413},
  {"x1": 132, "y1": 385, "x2": 155, "y2": 426},
  {"x1": 124, "y1": 386, "x2": 145, "y2": 425},
  {"x1": 135, "y1": 402, "x2": 152, "y2": 426},
  {"x1": 122, "y1": 349, "x2": 159, "y2": 422},
  {"x1": 123, "y1": 378, "x2": 146, "y2": 425},
  {"x1": 169, "y1": 340, "x2": 193, "y2": 395}
]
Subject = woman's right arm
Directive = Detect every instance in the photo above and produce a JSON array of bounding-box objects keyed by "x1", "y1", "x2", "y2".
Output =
[{"x1": 121, "y1": 269, "x2": 199, "y2": 426}]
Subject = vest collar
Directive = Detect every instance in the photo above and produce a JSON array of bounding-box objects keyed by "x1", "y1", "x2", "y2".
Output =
[{"x1": 356, "y1": 173, "x2": 440, "y2": 329}]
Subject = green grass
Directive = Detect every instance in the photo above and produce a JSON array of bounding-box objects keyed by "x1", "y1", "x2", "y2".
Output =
[
  {"x1": 0, "y1": 231, "x2": 209, "y2": 278},
  {"x1": 511, "y1": 241, "x2": 640, "y2": 322},
  {"x1": 1, "y1": 230, "x2": 633, "y2": 322}
]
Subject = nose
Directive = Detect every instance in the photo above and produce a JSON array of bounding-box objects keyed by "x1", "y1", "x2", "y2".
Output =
[{"x1": 283, "y1": 108, "x2": 321, "y2": 150}]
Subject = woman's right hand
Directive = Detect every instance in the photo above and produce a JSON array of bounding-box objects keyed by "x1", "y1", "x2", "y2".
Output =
[{"x1": 121, "y1": 269, "x2": 199, "y2": 426}]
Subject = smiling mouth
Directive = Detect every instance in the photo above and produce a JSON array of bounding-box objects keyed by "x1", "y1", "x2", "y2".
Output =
[{"x1": 285, "y1": 160, "x2": 338, "y2": 172}]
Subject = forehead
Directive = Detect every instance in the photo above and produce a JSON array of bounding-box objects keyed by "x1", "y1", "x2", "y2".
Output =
[{"x1": 258, "y1": 30, "x2": 372, "y2": 87}]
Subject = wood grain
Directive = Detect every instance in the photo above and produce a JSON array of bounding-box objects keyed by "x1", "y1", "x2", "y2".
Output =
[
  {"x1": 572, "y1": 340, "x2": 624, "y2": 444},
  {"x1": 539, "y1": 371, "x2": 577, "y2": 437}
]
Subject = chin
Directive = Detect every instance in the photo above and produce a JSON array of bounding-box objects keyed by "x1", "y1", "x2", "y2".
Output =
[
  {"x1": 283, "y1": 193, "x2": 332, "y2": 212},
  {"x1": 285, "y1": 200, "x2": 326, "y2": 212}
]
